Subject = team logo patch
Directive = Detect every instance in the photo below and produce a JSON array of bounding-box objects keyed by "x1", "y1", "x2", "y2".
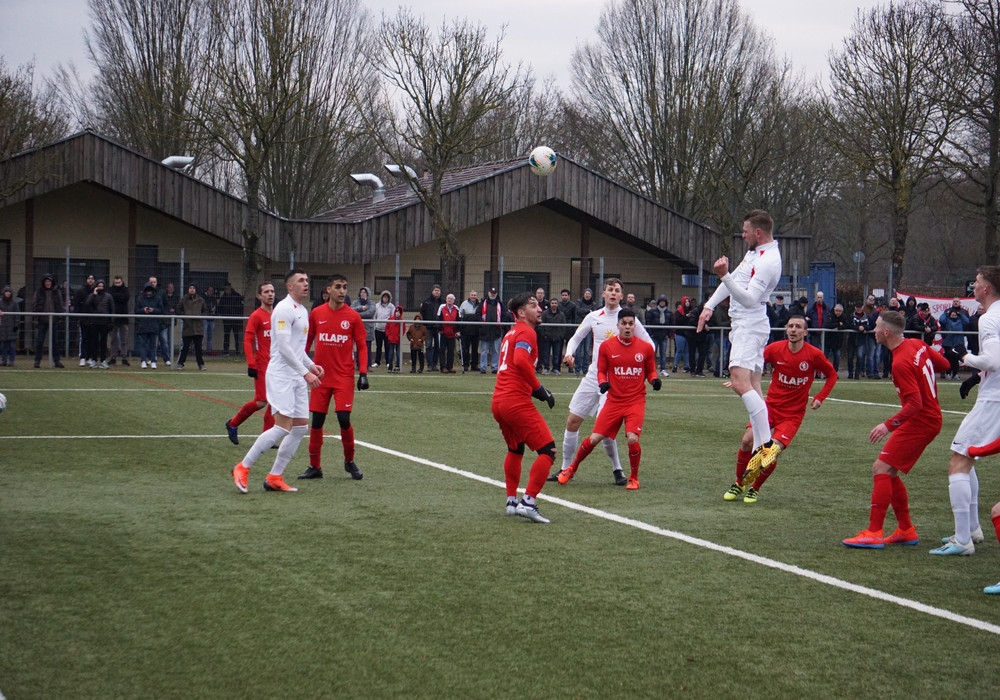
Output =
[
  {"x1": 604, "y1": 329, "x2": 615, "y2": 339},
  {"x1": 799, "y1": 361, "x2": 809, "y2": 371},
  {"x1": 276, "y1": 320, "x2": 287, "y2": 331},
  {"x1": 635, "y1": 353, "x2": 644, "y2": 362},
  {"x1": 341, "y1": 320, "x2": 351, "y2": 330}
]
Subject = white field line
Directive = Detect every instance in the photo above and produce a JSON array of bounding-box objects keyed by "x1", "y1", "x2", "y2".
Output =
[{"x1": 352, "y1": 435, "x2": 1000, "y2": 637}]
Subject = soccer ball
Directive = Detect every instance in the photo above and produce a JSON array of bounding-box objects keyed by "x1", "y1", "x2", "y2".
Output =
[
  {"x1": 528, "y1": 146, "x2": 557, "y2": 176},
  {"x1": 0, "y1": 392, "x2": 6, "y2": 414}
]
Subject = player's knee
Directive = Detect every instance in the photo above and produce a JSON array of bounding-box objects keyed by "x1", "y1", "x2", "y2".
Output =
[
  {"x1": 537, "y1": 442, "x2": 556, "y2": 460},
  {"x1": 566, "y1": 414, "x2": 583, "y2": 432},
  {"x1": 311, "y1": 412, "x2": 327, "y2": 430},
  {"x1": 992, "y1": 502, "x2": 1000, "y2": 519},
  {"x1": 626, "y1": 434, "x2": 639, "y2": 446},
  {"x1": 335, "y1": 411, "x2": 352, "y2": 430},
  {"x1": 509, "y1": 443, "x2": 525, "y2": 456}
]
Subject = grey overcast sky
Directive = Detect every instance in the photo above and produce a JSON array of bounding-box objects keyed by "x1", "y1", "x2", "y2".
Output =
[{"x1": 1, "y1": 0, "x2": 883, "y2": 88}]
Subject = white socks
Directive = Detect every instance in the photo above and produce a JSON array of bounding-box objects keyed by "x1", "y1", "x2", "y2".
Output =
[
  {"x1": 602, "y1": 438, "x2": 622, "y2": 471},
  {"x1": 970, "y1": 467, "x2": 981, "y2": 532},
  {"x1": 741, "y1": 391, "x2": 771, "y2": 449},
  {"x1": 242, "y1": 425, "x2": 289, "y2": 468},
  {"x1": 270, "y1": 425, "x2": 308, "y2": 476},
  {"x1": 562, "y1": 429, "x2": 578, "y2": 469},
  {"x1": 949, "y1": 472, "x2": 972, "y2": 544}
]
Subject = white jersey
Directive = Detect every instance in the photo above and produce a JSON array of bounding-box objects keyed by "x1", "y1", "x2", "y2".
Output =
[
  {"x1": 566, "y1": 306, "x2": 653, "y2": 379},
  {"x1": 973, "y1": 302, "x2": 1000, "y2": 402},
  {"x1": 269, "y1": 294, "x2": 311, "y2": 378},
  {"x1": 708, "y1": 239, "x2": 781, "y2": 324}
]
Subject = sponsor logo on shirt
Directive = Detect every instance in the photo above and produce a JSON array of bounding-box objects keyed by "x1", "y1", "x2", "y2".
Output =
[
  {"x1": 613, "y1": 367, "x2": 644, "y2": 376},
  {"x1": 319, "y1": 333, "x2": 351, "y2": 343}
]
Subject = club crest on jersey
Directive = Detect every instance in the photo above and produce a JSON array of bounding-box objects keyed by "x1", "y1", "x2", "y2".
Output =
[
  {"x1": 276, "y1": 320, "x2": 287, "y2": 331},
  {"x1": 604, "y1": 330, "x2": 615, "y2": 339},
  {"x1": 341, "y1": 320, "x2": 351, "y2": 330},
  {"x1": 799, "y1": 361, "x2": 809, "y2": 371},
  {"x1": 635, "y1": 353, "x2": 645, "y2": 362}
]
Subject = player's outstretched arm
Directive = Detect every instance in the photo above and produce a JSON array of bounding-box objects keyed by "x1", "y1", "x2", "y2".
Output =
[{"x1": 532, "y1": 384, "x2": 555, "y2": 408}]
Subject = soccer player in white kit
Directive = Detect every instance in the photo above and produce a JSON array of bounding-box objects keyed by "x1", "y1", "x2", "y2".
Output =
[
  {"x1": 697, "y1": 210, "x2": 782, "y2": 484},
  {"x1": 554, "y1": 278, "x2": 655, "y2": 485},
  {"x1": 232, "y1": 269, "x2": 324, "y2": 493},
  {"x1": 929, "y1": 266, "x2": 1000, "y2": 560}
]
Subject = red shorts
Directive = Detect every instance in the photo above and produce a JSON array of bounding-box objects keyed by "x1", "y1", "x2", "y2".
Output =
[
  {"x1": 253, "y1": 370, "x2": 267, "y2": 403},
  {"x1": 593, "y1": 401, "x2": 645, "y2": 440},
  {"x1": 492, "y1": 401, "x2": 554, "y2": 452},
  {"x1": 879, "y1": 419, "x2": 941, "y2": 473},
  {"x1": 747, "y1": 411, "x2": 803, "y2": 448},
  {"x1": 309, "y1": 381, "x2": 355, "y2": 414}
]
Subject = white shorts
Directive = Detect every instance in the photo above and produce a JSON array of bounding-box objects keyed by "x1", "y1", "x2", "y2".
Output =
[
  {"x1": 728, "y1": 323, "x2": 770, "y2": 373},
  {"x1": 568, "y1": 372, "x2": 609, "y2": 419},
  {"x1": 951, "y1": 399, "x2": 1000, "y2": 457},
  {"x1": 266, "y1": 371, "x2": 309, "y2": 419}
]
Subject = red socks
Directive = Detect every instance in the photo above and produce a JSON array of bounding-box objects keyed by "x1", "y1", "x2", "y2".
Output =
[
  {"x1": 628, "y1": 443, "x2": 641, "y2": 479},
  {"x1": 992, "y1": 513, "x2": 1000, "y2": 544},
  {"x1": 308, "y1": 427, "x2": 324, "y2": 468},
  {"x1": 890, "y1": 476, "x2": 912, "y2": 530},
  {"x1": 525, "y1": 453, "x2": 555, "y2": 499},
  {"x1": 752, "y1": 463, "x2": 777, "y2": 491},
  {"x1": 868, "y1": 473, "x2": 892, "y2": 532},
  {"x1": 341, "y1": 425, "x2": 355, "y2": 462},
  {"x1": 262, "y1": 405, "x2": 274, "y2": 431},
  {"x1": 570, "y1": 436, "x2": 597, "y2": 472},
  {"x1": 230, "y1": 400, "x2": 259, "y2": 428},
  {"x1": 735, "y1": 449, "x2": 752, "y2": 485},
  {"x1": 503, "y1": 452, "x2": 523, "y2": 498}
]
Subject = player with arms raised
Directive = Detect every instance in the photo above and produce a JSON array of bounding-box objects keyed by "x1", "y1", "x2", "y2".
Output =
[
  {"x1": 231, "y1": 269, "x2": 323, "y2": 493},
  {"x1": 299, "y1": 274, "x2": 370, "y2": 481},
  {"x1": 698, "y1": 209, "x2": 783, "y2": 482},
  {"x1": 492, "y1": 293, "x2": 556, "y2": 523},
  {"x1": 556, "y1": 308, "x2": 660, "y2": 489},
  {"x1": 722, "y1": 314, "x2": 837, "y2": 503},
  {"x1": 557, "y1": 278, "x2": 655, "y2": 485},
  {"x1": 843, "y1": 311, "x2": 950, "y2": 548},
  {"x1": 225, "y1": 281, "x2": 275, "y2": 445}
]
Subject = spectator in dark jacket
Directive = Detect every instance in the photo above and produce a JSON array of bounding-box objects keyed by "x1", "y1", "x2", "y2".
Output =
[
  {"x1": 806, "y1": 292, "x2": 827, "y2": 348},
  {"x1": 419, "y1": 285, "x2": 442, "y2": 371},
  {"x1": 32, "y1": 274, "x2": 65, "y2": 368},
  {"x1": 646, "y1": 294, "x2": 671, "y2": 376},
  {"x1": 478, "y1": 287, "x2": 507, "y2": 373},
  {"x1": 573, "y1": 288, "x2": 599, "y2": 375},
  {"x1": 0, "y1": 285, "x2": 21, "y2": 366},
  {"x1": 135, "y1": 283, "x2": 164, "y2": 368},
  {"x1": 672, "y1": 296, "x2": 695, "y2": 373},
  {"x1": 177, "y1": 284, "x2": 208, "y2": 370},
  {"x1": 770, "y1": 295, "x2": 791, "y2": 342},
  {"x1": 459, "y1": 290, "x2": 480, "y2": 373},
  {"x1": 824, "y1": 303, "x2": 849, "y2": 372},
  {"x1": 108, "y1": 276, "x2": 130, "y2": 365},
  {"x1": 83, "y1": 279, "x2": 115, "y2": 368},
  {"x1": 217, "y1": 283, "x2": 244, "y2": 355},
  {"x1": 905, "y1": 302, "x2": 939, "y2": 346},
  {"x1": 846, "y1": 301, "x2": 872, "y2": 379},
  {"x1": 938, "y1": 303, "x2": 969, "y2": 379},
  {"x1": 539, "y1": 298, "x2": 566, "y2": 374}
]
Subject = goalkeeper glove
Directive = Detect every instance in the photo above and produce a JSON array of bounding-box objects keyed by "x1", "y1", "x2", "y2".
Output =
[
  {"x1": 651, "y1": 378, "x2": 662, "y2": 391},
  {"x1": 532, "y1": 385, "x2": 555, "y2": 409},
  {"x1": 247, "y1": 367, "x2": 258, "y2": 378},
  {"x1": 357, "y1": 374, "x2": 369, "y2": 390},
  {"x1": 960, "y1": 372, "x2": 980, "y2": 400},
  {"x1": 599, "y1": 382, "x2": 611, "y2": 394}
]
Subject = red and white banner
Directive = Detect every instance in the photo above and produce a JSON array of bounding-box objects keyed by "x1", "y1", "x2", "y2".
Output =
[{"x1": 895, "y1": 292, "x2": 980, "y2": 318}]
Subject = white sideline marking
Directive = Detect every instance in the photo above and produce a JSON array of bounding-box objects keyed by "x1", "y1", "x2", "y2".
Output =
[
  {"x1": 357, "y1": 437, "x2": 1000, "y2": 637},
  {"x1": 827, "y1": 396, "x2": 970, "y2": 417},
  {"x1": 0, "y1": 434, "x2": 229, "y2": 440}
]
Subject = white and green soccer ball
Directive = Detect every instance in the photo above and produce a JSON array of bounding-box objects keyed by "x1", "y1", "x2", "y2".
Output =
[{"x1": 528, "y1": 146, "x2": 557, "y2": 176}]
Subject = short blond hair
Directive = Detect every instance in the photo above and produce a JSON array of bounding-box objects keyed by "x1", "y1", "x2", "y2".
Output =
[{"x1": 879, "y1": 310, "x2": 905, "y2": 334}]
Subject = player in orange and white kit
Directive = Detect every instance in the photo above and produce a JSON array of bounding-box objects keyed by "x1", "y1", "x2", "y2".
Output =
[
  {"x1": 225, "y1": 282, "x2": 275, "y2": 445},
  {"x1": 556, "y1": 307, "x2": 661, "y2": 489},
  {"x1": 842, "y1": 310, "x2": 950, "y2": 549},
  {"x1": 492, "y1": 292, "x2": 556, "y2": 523},
  {"x1": 298, "y1": 274, "x2": 370, "y2": 481},
  {"x1": 722, "y1": 314, "x2": 837, "y2": 504}
]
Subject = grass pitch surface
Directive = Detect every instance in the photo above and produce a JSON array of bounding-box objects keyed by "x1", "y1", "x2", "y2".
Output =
[{"x1": 2, "y1": 365, "x2": 1000, "y2": 698}]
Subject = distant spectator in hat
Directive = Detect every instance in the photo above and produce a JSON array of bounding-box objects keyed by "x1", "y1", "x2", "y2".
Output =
[
  {"x1": 906, "y1": 302, "x2": 939, "y2": 346},
  {"x1": 479, "y1": 287, "x2": 508, "y2": 374},
  {"x1": 770, "y1": 294, "x2": 790, "y2": 342},
  {"x1": 847, "y1": 301, "x2": 873, "y2": 379},
  {"x1": 177, "y1": 283, "x2": 207, "y2": 370},
  {"x1": 33, "y1": 274, "x2": 65, "y2": 368}
]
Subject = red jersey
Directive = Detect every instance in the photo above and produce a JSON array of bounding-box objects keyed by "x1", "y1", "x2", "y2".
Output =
[
  {"x1": 492, "y1": 321, "x2": 540, "y2": 408},
  {"x1": 244, "y1": 307, "x2": 272, "y2": 370},
  {"x1": 439, "y1": 304, "x2": 459, "y2": 338},
  {"x1": 597, "y1": 335, "x2": 657, "y2": 403},
  {"x1": 885, "y1": 338, "x2": 950, "y2": 431},
  {"x1": 763, "y1": 341, "x2": 837, "y2": 420},
  {"x1": 307, "y1": 303, "x2": 368, "y2": 387}
]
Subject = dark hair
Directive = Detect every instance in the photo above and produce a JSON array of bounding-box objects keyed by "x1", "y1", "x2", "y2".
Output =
[
  {"x1": 561, "y1": 288, "x2": 571, "y2": 295},
  {"x1": 328, "y1": 273, "x2": 347, "y2": 286},
  {"x1": 257, "y1": 281, "x2": 274, "y2": 294},
  {"x1": 508, "y1": 292, "x2": 534, "y2": 315},
  {"x1": 604, "y1": 277, "x2": 623, "y2": 291},
  {"x1": 617, "y1": 307, "x2": 636, "y2": 322},
  {"x1": 786, "y1": 313, "x2": 807, "y2": 326},
  {"x1": 285, "y1": 268, "x2": 307, "y2": 283},
  {"x1": 744, "y1": 209, "x2": 773, "y2": 235}
]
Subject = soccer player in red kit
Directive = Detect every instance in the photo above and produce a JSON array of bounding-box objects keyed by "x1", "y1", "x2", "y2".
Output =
[
  {"x1": 492, "y1": 293, "x2": 556, "y2": 523},
  {"x1": 557, "y1": 308, "x2": 661, "y2": 489},
  {"x1": 843, "y1": 310, "x2": 951, "y2": 549},
  {"x1": 723, "y1": 314, "x2": 837, "y2": 503},
  {"x1": 225, "y1": 282, "x2": 276, "y2": 444},
  {"x1": 298, "y1": 274, "x2": 370, "y2": 480}
]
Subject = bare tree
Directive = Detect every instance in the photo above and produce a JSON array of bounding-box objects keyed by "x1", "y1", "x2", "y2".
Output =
[
  {"x1": 190, "y1": 0, "x2": 374, "y2": 299},
  {"x1": 938, "y1": 0, "x2": 1000, "y2": 264},
  {"x1": 471, "y1": 73, "x2": 565, "y2": 162},
  {"x1": 0, "y1": 59, "x2": 69, "y2": 202},
  {"x1": 363, "y1": 9, "x2": 523, "y2": 292},
  {"x1": 568, "y1": 0, "x2": 795, "y2": 239},
  {"x1": 82, "y1": 0, "x2": 207, "y2": 158},
  {"x1": 823, "y1": 1, "x2": 959, "y2": 288}
]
